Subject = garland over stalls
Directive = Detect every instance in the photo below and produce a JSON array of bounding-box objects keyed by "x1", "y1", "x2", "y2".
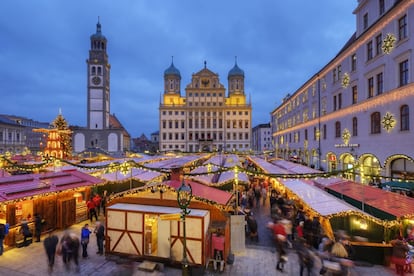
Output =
[{"x1": 1, "y1": 156, "x2": 413, "y2": 184}]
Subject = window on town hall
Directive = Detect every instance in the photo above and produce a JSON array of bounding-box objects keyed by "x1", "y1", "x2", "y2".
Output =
[
  {"x1": 401, "y1": 105, "x2": 409, "y2": 131},
  {"x1": 352, "y1": 117, "x2": 358, "y2": 136},
  {"x1": 371, "y1": 112, "x2": 381, "y2": 134},
  {"x1": 304, "y1": 129, "x2": 308, "y2": 140},
  {"x1": 335, "y1": 121, "x2": 341, "y2": 138},
  {"x1": 399, "y1": 59, "x2": 409, "y2": 86},
  {"x1": 376, "y1": 72, "x2": 384, "y2": 95},
  {"x1": 333, "y1": 95, "x2": 337, "y2": 111},
  {"x1": 398, "y1": 15, "x2": 407, "y2": 41},
  {"x1": 323, "y1": 124, "x2": 327, "y2": 140}
]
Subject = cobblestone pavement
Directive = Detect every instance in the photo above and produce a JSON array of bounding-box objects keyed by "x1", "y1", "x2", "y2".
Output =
[{"x1": 0, "y1": 211, "x2": 405, "y2": 276}]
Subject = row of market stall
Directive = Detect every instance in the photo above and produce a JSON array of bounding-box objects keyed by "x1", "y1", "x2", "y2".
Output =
[
  {"x1": 247, "y1": 155, "x2": 414, "y2": 265},
  {"x1": 1, "y1": 152, "x2": 413, "y2": 267}
]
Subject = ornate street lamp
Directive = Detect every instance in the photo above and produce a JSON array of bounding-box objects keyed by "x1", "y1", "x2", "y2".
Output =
[{"x1": 177, "y1": 178, "x2": 192, "y2": 276}]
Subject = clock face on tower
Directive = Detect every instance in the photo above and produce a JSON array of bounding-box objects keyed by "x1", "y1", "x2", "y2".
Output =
[{"x1": 92, "y1": 76, "x2": 101, "y2": 85}]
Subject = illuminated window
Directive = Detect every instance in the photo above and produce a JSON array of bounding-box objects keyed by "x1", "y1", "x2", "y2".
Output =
[
  {"x1": 368, "y1": 77, "x2": 374, "y2": 98},
  {"x1": 351, "y1": 54, "x2": 357, "y2": 71},
  {"x1": 352, "y1": 86, "x2": 358, "y2": 104},
  {"x1": 371, "y1": 112, "x2": 381, "y2": 134}
]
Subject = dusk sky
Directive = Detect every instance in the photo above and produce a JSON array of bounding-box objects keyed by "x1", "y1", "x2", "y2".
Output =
[{"x1": 1, "y1": 1, "x2": 356, "y2": 138}]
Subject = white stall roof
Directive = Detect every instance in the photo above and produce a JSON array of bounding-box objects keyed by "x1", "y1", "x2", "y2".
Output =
[
  {"x1": 280, "y1": 179, "x2": 360, "y2": 217},
  {"x1": 108, "y1": 203, "x2": 209, "y2": 217},
  {"x1": 248, "y1": 156, "x2": 290, "y2": 174}
]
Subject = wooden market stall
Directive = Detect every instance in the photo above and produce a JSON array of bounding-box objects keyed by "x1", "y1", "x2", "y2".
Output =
[
  {"x1": 105, "y1": 179, "x2": 233, "y2": 269},
  {"x1": 0, "y1": 169, "x2": 103, "y2": 249}
]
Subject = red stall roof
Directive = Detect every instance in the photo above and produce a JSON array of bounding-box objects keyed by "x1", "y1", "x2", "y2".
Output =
[
  {"x1": 327, "y1": 181, "x2": 414, "y2": 219},
  {"x1": 0, "y1": 170, "x2": 104, "y2": 202},
  {"x1": 164, "y1": 179, "x2": 233, "y2": 206}
]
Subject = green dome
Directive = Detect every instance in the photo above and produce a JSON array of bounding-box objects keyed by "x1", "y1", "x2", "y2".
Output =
[
  {"x1": 228, "y1": 63, "x2": 244, "y2": 77},
  {"x1": 164, "y1": 62, "x2": 181, "y2": 77}
]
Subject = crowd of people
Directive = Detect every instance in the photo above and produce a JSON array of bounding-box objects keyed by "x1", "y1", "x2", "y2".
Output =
[
  {"x1": 42, "y1": 220, "x2": 106, "y2": 274},
  {"x1": 265, "y1": 188, "x2": 357, "y2": 275},
  {"x1": 0, "y1": 191, "x2": 109, "y2": 274}
]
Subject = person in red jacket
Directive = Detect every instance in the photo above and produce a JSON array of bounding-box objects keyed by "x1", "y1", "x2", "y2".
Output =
[
  {"x1": 93, "y1": 194, "x2": 102, "y2": 216},
  {"x1": 296, "y1": 221, "x2": 304, "y2": 239},
  {"x1": 272, "y1": 219, "x2": 287, "y2": 272},
  {"x1": 86, "y1": 197, "x2": 97, "y2": 222}
]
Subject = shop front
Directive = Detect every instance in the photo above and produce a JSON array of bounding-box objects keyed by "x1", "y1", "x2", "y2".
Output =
[{"x1": 0, "y1": 170, "x2": 102, "y2": 249}]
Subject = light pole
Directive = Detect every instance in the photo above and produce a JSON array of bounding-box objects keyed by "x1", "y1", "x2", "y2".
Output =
[{"x1": 177, "y1": 177, "x2": 192, "y2": 276}]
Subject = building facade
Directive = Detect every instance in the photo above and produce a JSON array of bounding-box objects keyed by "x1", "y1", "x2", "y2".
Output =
[
  {"x1": 72, "y1": 20, "x2": 130, "y2": 156},
  {"x1": 159, "y1": 61, "x2": 252, "y2": 152},
  {"x1": 271, "y1": 0, "x2": 414, "y2": 184},
  {"x1": 0, "y1": 115, "x2": 50, "y2": 154},
  {"x1": 0, "y1": 115, "x2": 26, "y2": 155},
  {"x1": 252, "y1": 123, "x2": 273, "y2": 153}
]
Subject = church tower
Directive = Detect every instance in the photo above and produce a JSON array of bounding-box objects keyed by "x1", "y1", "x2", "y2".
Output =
[
  {"x1": 86, "y1": 18, "x2": 111, "y2": 130},
  {"x1": 72, "y1": 19, "x2": 130, "y2": 156}
]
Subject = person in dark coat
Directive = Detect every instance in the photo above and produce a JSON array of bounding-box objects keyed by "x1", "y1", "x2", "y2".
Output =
[
  {"x1": 61, "y1": 232, "x2": 80, "y2": 272},
  {"x1": 34, "y1": 213, "x2": 42, "y2": 242},
  {"x1": 0, "y1": 223, "x2": 5, "y2": 255},
  {"x1": 296, "y1": 238, "x2": 314, "y2": 276},
  {"x1": 94, "y1": 221, "x2": 105, "y2": 255},
  {"x1": 20, "y1": 219, "x2": 32, "y2": 246},
  {"x1": 43, "y1": 232, "x2": 59, "y2": 273}
]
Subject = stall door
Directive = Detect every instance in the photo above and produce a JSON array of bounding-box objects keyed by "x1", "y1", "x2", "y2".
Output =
[
  {"x1": 157, "y1": 218, "x2": 171, "y2": 258},
  {"x1": 57, "y1": 198, "x2": 76, "y2": 229}
]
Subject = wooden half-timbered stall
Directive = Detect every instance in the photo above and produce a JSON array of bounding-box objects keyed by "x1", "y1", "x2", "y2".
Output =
[{"x1": 105, "y1": 179, "x2": 233, "y2": 269}]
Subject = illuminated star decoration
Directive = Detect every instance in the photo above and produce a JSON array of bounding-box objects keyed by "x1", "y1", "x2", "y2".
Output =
[
  {"x1": 382, "y1": 112, "x2": 396, "y2": 132},
  {"x1": 342, "y1": 128, "x2": 351, "y2": 145},
  {"x1": 382, "y1": 33, "x2": 396, "y2": 54},
  {"x1": 341, "y1": 73, "x2": 350, "y2": 88}
]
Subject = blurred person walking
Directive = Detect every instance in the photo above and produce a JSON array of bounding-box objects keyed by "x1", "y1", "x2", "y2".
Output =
[{"x1": 43, "y1": 232, "x2": 59, "y2": 274}]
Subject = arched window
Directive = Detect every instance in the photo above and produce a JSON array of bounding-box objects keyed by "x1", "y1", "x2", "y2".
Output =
[
  {"x1": 92, "y1": 66, "x2": 96, "y2": 75},
  {"x1": 352, "y1": 117, "x2": 358, "y2": 136},
  {"x1": 371, "y1": 112, "x2": 381, "y2": 134},
  {"x1": 335, "y1": 121, "x2": 341, "y2": 138},
  {"x1": 401, "y1": 105, "x2": 409, "y2": 131},
  {"x1": 97, "y1": 67, "x2": 102, "y2": 75}
]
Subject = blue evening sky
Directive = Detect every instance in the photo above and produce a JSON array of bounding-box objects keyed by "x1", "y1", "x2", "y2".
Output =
[{"x1": 0, "y1": 1, "x2": 356, "y2": 137}]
